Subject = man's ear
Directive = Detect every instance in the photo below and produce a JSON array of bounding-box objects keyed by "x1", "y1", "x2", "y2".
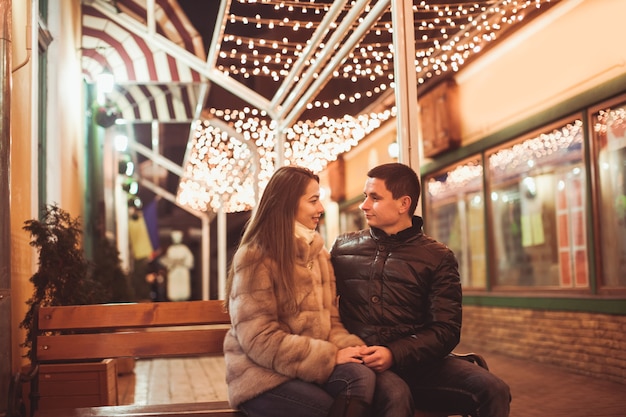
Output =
[{"x1": 398, "y1": 196, "x2": 412, "y2": 214}]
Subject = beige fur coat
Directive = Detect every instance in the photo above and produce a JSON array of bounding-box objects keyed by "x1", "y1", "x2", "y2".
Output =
[{"x1": 223, "y1": 232, "x2": 364, "y2": 408}]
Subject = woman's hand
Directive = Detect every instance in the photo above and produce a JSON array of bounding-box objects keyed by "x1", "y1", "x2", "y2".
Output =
[{"x1": 335, "y1": 346, "x2": 367, "y2": 365}]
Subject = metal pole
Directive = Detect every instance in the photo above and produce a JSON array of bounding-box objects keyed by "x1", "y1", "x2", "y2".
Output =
[
  {"x1": 278, "y1": 0, "x2": 391, "y2": 131},
  {"x1": 201, "y1": 214, "x2": 210, "y2": 300},
  {"x1": 217, "y1": 207, "x2": 226, "y2": 300},
  {"x1": 391, "y1": 0, "x2": 421, "y2": 173},
  {"x1": 0, "y1": 0, "x2": 12, "y2": 410},
  {"x1": 273, "y1": 0, "x2": 363, "y2": 119},
  {"x1": 270, "y1": 0, "x2": 349, "y2": 110}
]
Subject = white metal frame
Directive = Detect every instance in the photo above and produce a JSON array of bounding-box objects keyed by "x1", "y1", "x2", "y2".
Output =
[{"x1": 87, "y1": 0, "x2": 420, "y2": 298}]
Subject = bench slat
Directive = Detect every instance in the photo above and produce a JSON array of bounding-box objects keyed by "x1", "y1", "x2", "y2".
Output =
[
  {"x1": 34, "y1": 400, "x2": 243, "y2": 416},
  {"x1": 32, "y1": 301, "x2": 240, "y2": 416},
  {"x1": 38, "y1": 300, "x2": 230, "y2": 330},
  {"x1": 37, "y1": 328, "x2": 229, "y2": 361}
]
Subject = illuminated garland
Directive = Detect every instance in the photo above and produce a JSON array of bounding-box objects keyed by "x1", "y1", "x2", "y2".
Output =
[
  {"x1": 179, "y1": 0, "x2": 559, "y2": 212},
  {"x1": 178, "y1": 108, "x2": 395, "y2": 212},
  {"x1": 427, "y1": 120, "x2": 584, "y2": 199},
  {"x1": 218, "y1": 0, "x2": 552, "y2": 106}
]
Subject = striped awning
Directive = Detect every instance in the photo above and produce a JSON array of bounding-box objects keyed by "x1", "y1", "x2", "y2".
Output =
[
  {"x1": 109, "y1": 82, "x2": 203, "y2": 123},
  {"x1": 81, "y1": 0, "x2": 207, "y2": 122}
]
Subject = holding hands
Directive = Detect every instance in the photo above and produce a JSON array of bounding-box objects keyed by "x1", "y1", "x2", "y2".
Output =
[
  {"x1": 358, "y1": 345, "x2": 393, "y2": 373},
  {"x1": 335, "y1": 345, "x2": 368, "y2": 364},
  {"x1": 337, "y1": 345, "x2": 394, "y2": 373}
]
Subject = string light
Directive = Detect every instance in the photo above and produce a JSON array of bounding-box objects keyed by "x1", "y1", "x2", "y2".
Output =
[
  {"x1": 217, "y1": 1, "x2": 552, "y2": 110},
  {"x1": 594, "y1": 107, "x2": 626, "y2": 138},
  {"x1": 177, "y1": 107, "x2": 395, "y2": 212},
  {"x1": 427, "y1": 159, "x2": 483, "y2": 199},
  {"x1": 428, "y1": 120, "x2": 584, "y2": 199},
  {"x1": 179, "y1": 0, "x2": 558, "y2": 213},
  {"x1": 489, "y1": 120, "x2": 583, "y2": 177}
]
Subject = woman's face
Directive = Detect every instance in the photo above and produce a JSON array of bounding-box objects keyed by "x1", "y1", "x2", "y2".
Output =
[{"x1": 295, "y1": 179, "x2": 325, "y2": 230}]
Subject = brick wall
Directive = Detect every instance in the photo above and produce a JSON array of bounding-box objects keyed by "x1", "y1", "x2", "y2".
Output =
[{"x1": 460, "y1": 305, "x2": 626, "y2": 384}]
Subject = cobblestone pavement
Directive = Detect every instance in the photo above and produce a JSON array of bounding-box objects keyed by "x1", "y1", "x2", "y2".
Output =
[
  {"x1": 120, "y1": 347, "x2": 626, "y2": 417},
  {"x1": 464, "y1": 346, "x2": 626, "y2": 417}
]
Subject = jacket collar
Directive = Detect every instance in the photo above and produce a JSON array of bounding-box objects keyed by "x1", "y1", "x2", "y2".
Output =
[
  {"x1": 370, "y1": 216, "x2": 424, "y2": 243},
  {"x1": 295, "y1": 231, "x2": 323, "y2": 262}
]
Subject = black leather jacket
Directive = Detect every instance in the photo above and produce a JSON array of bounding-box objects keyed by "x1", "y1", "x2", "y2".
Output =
[{"x1": 330, "y1": 216, "x2": 462, "y2": 372}]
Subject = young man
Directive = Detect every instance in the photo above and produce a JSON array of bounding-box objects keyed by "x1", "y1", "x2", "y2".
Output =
[{"x1": 331, "y1": 162, "x2": 511, "y2": 417}]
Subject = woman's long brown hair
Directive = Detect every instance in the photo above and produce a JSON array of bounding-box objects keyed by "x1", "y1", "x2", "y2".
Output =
[{"x1": 224, "y1": 166, "x2": 319, "y2": 313}]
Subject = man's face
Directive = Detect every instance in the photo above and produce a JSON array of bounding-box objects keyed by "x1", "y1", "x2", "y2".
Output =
[{"x1": 359, "y1": 177, "x2": 411, "y2": 235}]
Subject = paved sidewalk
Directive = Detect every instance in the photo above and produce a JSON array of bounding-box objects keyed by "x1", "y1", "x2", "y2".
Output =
[
  {"x1": 120, "y1": 348, "x2": 626, "y2": 417},
  {"x1": 466, "y1": 346, "x2": 626, "y2": 417}
]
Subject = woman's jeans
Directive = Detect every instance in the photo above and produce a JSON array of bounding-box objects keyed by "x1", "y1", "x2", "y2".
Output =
[{"x1": 239, "y1": 363, "x2": 375, "y2": 417}]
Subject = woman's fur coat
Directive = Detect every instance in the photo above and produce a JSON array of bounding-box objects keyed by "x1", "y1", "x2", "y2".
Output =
[{"x1": 223, "y1": 232, "x2": 364, "y2": 408}]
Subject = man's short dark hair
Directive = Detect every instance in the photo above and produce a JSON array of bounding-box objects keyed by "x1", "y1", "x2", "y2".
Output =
[{"x1": 367, "y1": 163, "x2": 421, "y2": 216}]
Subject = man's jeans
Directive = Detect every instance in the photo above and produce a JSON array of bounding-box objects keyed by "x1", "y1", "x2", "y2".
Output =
[
  {"x1": 389, "y1": 355, "x2": 511, "y2": 417},
  {"x1": 372, "y1": 370, "x2": 414, "y2": 417},
  {"x1": 239, "y1": 363, "x2": 376, "y2": 417}
]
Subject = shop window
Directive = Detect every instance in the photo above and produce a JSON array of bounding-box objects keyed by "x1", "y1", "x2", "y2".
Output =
[
  {"x1": 592, "y1": 101, "x2": 626, "y2": 288},
  {"x1": 424, "y1": 158, "x2": 486, "y2": 288},
  {"x1": 487, "y1": 119, "x2": 587, "y2": 288}
]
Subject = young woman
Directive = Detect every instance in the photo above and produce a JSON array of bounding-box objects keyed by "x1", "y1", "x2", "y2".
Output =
[{"x1": 224, "y1": 166, "x2": 375, "y2": 417}]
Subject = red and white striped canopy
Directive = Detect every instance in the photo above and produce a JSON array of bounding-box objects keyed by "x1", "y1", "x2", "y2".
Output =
[{"x1": 82, "y1": 0, "x2": 206, "y2": 122}]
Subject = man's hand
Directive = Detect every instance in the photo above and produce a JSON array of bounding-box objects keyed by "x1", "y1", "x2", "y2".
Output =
[{"x1": 358, "y1": 345, "x2": 393, "y2": 372}]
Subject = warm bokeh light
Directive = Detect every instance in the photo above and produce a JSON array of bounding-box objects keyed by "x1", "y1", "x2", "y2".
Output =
[
  {"x1": 177, "y1": 108, "x2": 395, "y2": 212},
  {"x1": 427, "y1": 120, "x2": 585, "y2": 199},
  {"x1": 177, "y1": 0, "x2": 558, "y2": 213}
]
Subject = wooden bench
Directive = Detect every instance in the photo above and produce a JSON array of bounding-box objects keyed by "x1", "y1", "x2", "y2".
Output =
[
  {"x1": 25, "y1": 299, "x2": 488, "y2": 417},
  {"x1": 29, "y1": 300, "x2": 243, "y2": 417}
]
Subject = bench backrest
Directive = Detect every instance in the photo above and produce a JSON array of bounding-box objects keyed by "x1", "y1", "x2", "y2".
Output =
[{"x1": 35, "y1": 300, "x2": 231, "y2": 362}]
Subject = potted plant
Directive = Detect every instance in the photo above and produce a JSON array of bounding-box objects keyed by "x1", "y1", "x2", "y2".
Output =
[
  {"x1": 20, "y1": 205, "x2": 106, "y2": 356},
  {"x1": 18, "y1": 204, "x2": 131, "y2": 412}
]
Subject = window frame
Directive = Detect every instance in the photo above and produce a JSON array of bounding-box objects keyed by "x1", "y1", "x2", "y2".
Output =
[{"x1": 587, "y1": 93, "x2": 626, "y2": 296}]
